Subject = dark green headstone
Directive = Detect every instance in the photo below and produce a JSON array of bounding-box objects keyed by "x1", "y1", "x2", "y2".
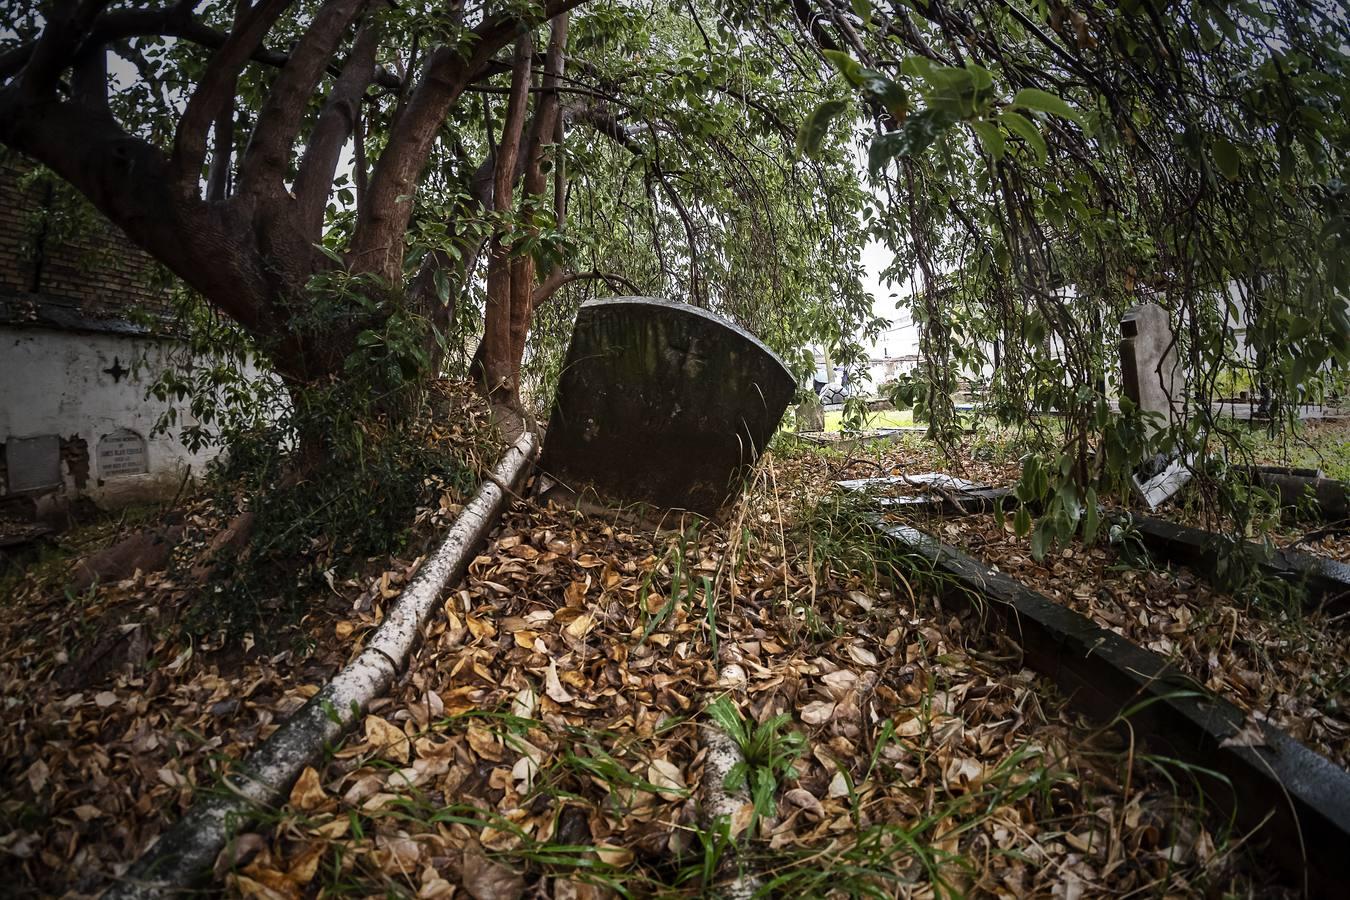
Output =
[{"x1": 539, "y1": 297, "x2": 795, "y2": 516}]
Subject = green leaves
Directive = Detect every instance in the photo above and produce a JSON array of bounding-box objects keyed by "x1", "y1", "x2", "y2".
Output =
[
  {"x1": 705, "y1": 696, "x2": 747, "y2": 746},
  {"x1": 707, "y1": 697, "x2": 805, "y2": 822},
  {"x1": 851, "y1": 0, "x2": 872, "y2": 27},
  {"x1": 998, "y1": 110, "x2": 1046, "y2": 164},
  {"x1": 1210, "y1": 137, "x2": 1241, "y2": 180},
  {"x1": 868, "y1": 108, "x2": 955, "y2": 173},
  {"x1": 822, "y1": 50, "x2": 909, "y2": 121},
  {"x1": 902, "y1": 56, "x2": 996, "y2": 120},
  {"x1": 797, "y1": 99, "x2": 849, "y2": 159},
  {"x1": 979, "y1": 88, "x2": 1080, "y2": 166},
  {"x1": 971, "y1": 120, "x2": 1006, "y2": 162},
  {"x1": 1010, "y1": 88, "x2": 1082, "y2": 126}
]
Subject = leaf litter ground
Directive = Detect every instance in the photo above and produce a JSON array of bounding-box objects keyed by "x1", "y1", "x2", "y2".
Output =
[
  {"x1": 0, "y1": 431, "x2": 1313, "y2": 897},
  {"x1": 227, "y1": 446, "x2": 1295, "y2": 897},
  {"x1": 919, "y1": 514, "x2": 1349, "y2": 769}
]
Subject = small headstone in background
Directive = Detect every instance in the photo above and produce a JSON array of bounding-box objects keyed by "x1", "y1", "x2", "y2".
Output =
[
  {"x1": 1120, "y1": 303, "x2": 1189, "y2": 508},
  {"x1": 539, "y1": 297, "x2": 795, "y2": 517},
  {"x1": 1119, "y1": 302, "x2": 1183, "y2": 431},
  {"x1": 796, "y1": 395, "x2": 825, "y2": 433},
  {"x1": 97, "y1": 429, "x2": 148, "y2": 478}
]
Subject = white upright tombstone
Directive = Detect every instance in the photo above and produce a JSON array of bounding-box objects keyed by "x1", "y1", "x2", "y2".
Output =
[
  {"x1": 1119, "y1": 302, "x2": 1189, "y2": 507},
  {"x1": 1119, "y1": 302, "x2": 1183, "y2": 430}
]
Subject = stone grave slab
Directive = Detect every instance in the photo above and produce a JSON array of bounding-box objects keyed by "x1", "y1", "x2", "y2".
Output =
[
  {"x1": 836, "y1": 473, "x2": 985, "y2": 493},
  {"x1": 539, "y1": 297, "x2": 795, "y2": 517},
  {"x1": 6, "y1": 434, "x2": 61, "y2": 492},
  {"x1": 796, "y1": 394, "x2": 825, "y2": 433},
  {"x1": 1120, "y1": 303, "x2": 1190, "y2": 508},
  {"x1": 1119, "y1": 302, "x2": 1182, "y2": 430}
]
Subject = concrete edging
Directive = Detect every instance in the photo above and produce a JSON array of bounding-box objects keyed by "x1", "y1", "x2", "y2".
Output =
[
  {"x1": 1126, "y1": 513, "x2": 1350, "y2": 614},
  {"x1": 859, "y1": 484, "x2": 1349, "y2": 613},
  {"x1": 877, "y1": 521, "x2": 1350, "y2": 896},
  {"x1": 108, "y1": 432, "x2": 538, "y2": 898},
  {"x1": 872, "y1": 487, "x2": 1012, "y2": 518}
]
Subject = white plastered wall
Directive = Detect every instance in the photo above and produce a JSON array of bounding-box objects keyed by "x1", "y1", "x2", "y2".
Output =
[{"x1": 0, "y1": 325, "x2": 265, "y2": 508}]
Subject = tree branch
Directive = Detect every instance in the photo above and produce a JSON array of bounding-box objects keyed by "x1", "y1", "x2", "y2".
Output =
[
  {"x1": 13, "y1": 0, "x2": 112, "y2": 98},
  {"x1": 532, "y1": 268, "x2": 640, "y2": 306},
  {"x1": 171, "y1": 0, "x2": 292, "y2": 197},
  {"x1": 350, "y1": 0, "x2": 587, "y2": 282},
  {"x1": 508, "y1": 12, "x2": 570, "y2": 380},
  {"x1": 237, "y1": 0, "x2": 368, "y2": 200},
  {"x1": 0, "y1": 2, "x2": 403, "y2": 89},
  {"x1": 293, "y1": 19, "x2": 380, "y2": 238},
  {"x1": 70, "y1": 42, "x2": 109, "y2": 113},
  {"x1": 0, "y1": 93, "x2": 275, "y2": 339},
  {"x1": 481, "y1": 32, "x2": 533, "y2": 403},
  {"x1": 204, "y1": 96, "x2": 235, "y2": 202},
  {"x1": 521, "y1": 13, "x2": 570, "y2": 201}
]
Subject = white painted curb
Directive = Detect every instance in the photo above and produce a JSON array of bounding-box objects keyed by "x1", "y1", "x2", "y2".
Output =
[{"x1": 108, "y1": 432, "x2": 538, "y2": 898}]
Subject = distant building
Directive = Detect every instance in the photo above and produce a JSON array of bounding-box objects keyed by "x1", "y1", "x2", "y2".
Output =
[
  {"x1": 0, "y1": 156, "x2": 263, "y2": 516},
  {"x1": 863, "y1": 308, "x2": 921, "y2": 388}
]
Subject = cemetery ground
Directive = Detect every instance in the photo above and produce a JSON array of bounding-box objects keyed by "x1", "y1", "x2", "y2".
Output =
[{"x1": 1, "y1": 410, "x2": 1348, "y2": 897}]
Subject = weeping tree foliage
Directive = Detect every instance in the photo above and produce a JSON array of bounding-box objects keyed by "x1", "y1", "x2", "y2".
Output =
[
  {"x1": 787, "y1": 0, "x2": 1349, "y2": 547},
  {"x1": 514, "y1": 3, "x2": 881, "y2": 407},
  {"x1": 0, "y1": 0, "x2": 877, "y2": 426},
  {"x1": 0, "y1": 0, "x2": 883, "y2": 626},
  {"x1": 3, "y1": 0, "x2": 1345, "y2": 547}
]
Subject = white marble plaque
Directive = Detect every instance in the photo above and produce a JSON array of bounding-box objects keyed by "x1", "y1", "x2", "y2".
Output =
[{"x1": 98, "y1": 429, "x2": 148, "y2": 478}]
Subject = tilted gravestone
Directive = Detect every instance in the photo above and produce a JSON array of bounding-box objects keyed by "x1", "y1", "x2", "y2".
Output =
[
  {"x1": 539, "y1": 297, "x2": 795, "y2": 517},
  {"x1": 796, "y1": 394, "x2": 825, "y2": 433}
]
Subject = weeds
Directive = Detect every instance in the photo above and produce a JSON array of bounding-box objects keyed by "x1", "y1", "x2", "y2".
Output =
[{"x1": 705, "y1": 697, "x2": 806, "y2": 825}]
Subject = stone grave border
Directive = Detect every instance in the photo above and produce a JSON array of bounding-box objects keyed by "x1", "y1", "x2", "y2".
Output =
[
  {"x1": 857, "y1": 476, "x2": 1349, "y2": 614},
  {"x1": 1125, "y1": 513, "x2": 1350, "y2": 615},
  {"x1": 870, "y1": 518, "x2": 1350, "y2": 896}
]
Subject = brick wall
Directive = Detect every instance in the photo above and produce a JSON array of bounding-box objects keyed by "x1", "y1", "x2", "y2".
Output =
[{"x1": 0, "y1": 154, "x2": 175, "y2": 323}]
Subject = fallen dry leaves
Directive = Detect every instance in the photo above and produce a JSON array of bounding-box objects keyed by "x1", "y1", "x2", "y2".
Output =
[
  {"x1": 0, "y1": 383, "x2": 498, "y2": 897},
  {"x1": 0, "y1": 427, "x2": 1307, "y2": 897},
  {"x1": 228, "y1": 451, "x2": 1288, "y2": 897},
  {"x1": 930, "y1": 513, "x2": 1350, "y2": 769}
]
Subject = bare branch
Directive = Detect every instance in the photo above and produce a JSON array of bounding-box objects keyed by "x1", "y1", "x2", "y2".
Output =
[
  {"x1": 521, "y1": 12, "x2": 570, "y2": 200},
  {"x1": 205, "y1": 97, "x2": 235, "y2": 202},
  {"x1": 481, "y1": 32, "x2": 533, "y2": 402},
  {"x1": 351, "y1": 0, "x2": 587, "y2": 282},
  {"x1": 13, "y1": 0, "x2": 112, "y2": 97},
  {"x1": 171, "y1": 0, "x2": 292, "y2": 197},
  {"x1": 70, "y1": 43, "x2": 109, "y2": 112},
  {"x1": 532, "y1": 268, "x2": 641, "y2": 306}
]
